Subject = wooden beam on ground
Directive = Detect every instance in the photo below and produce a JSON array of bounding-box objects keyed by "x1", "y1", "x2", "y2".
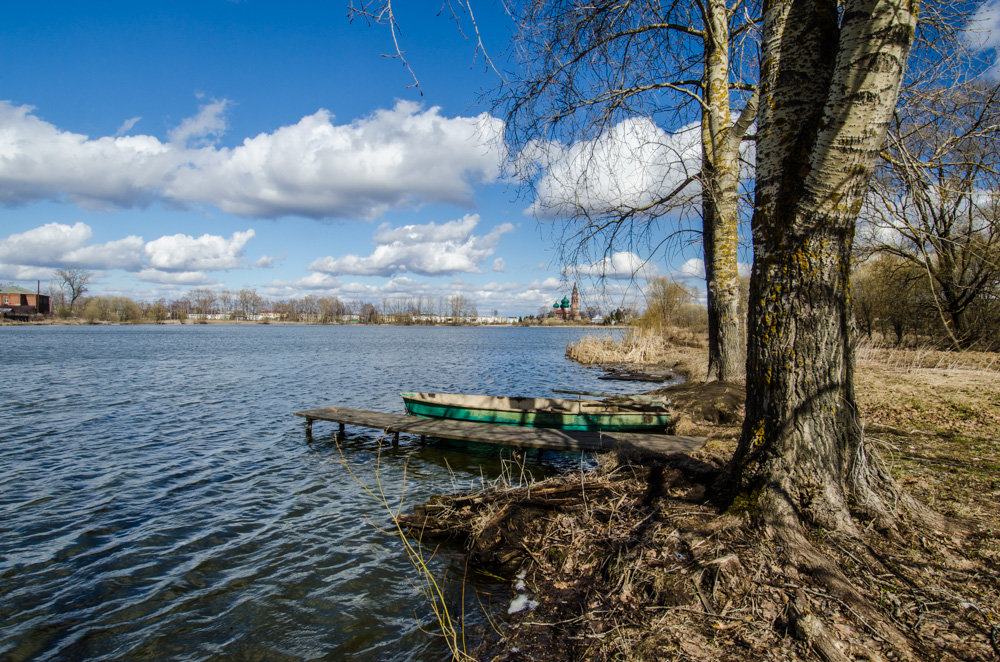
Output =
[{"x1": 293, "y1": 406, "x2": 705, "y2": 458}]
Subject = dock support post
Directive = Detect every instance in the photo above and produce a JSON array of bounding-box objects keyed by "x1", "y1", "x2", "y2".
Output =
[
  {"x1": 338, "y1": 422, "x2": 345, "y2": 437},
  {"x1": 305, "y1": 418, "x2": 313, "y2": 439},
  {"x1": 392, "y1": 431, "x2": 400, "y2": 447}
]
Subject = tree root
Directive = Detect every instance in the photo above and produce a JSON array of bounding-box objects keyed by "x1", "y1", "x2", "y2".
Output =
[
  {"x1": 756, "y1": 437, "x2": 995, "y2": 661},
  {"x1": 787, "y1": 589, "x2": 854, "y2": 662},
  {"x1": 395, "y1": 444, "x2": 999, "y2": 660},
  {"x1": 767, "y1": 513, "x2": 921, "y2": 660}
]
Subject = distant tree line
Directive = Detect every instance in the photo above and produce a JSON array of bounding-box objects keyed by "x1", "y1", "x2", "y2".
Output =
[
  {"x1": 43, "y1": 262, "x2": 995, "y2": 344},
  {"x1": 857, "y1": 81, "x2": 1000, "y2": 350},
  {"x1": 37, "y1": 278, "x2": 564, "y2": 326},
  {"x1": 853, "y1": 255, "x2": 1000, "y2": 350},
  {"x1": 34, "y1": 271, "x2": 721, "y2": 330}
]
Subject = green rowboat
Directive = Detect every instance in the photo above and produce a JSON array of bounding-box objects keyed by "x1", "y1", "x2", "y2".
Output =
[{"x1": 400, "y1": 392, "x2": 670, "y2": 432}]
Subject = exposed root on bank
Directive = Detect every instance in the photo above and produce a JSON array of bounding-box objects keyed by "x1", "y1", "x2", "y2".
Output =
[
  {"x1": 380, "y1": 341, "x2": 1000, "y2": 660},
  {"x1": 397, "y1": 438, "x2": 998, "y2": 660},
  {"x1": 760, "y1": 458, "x2": 997, "y2": 661}
]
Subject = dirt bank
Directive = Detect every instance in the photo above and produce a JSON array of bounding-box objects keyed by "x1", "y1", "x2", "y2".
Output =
[{"x1": 400, "y1": 344, "x2": 1000, "y2": 660}]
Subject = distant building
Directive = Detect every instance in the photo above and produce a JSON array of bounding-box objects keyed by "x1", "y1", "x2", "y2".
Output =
[
  {"x1": 188, "y1": 313, "x2": 234, "y2": 321},
  {"x1": 475, "y1": 315, "x2": 520, "y2": 325},
  {"x1": 549, "y1": 284, "x2": 584, "y2": 321},
  {"x1": 0, "y1": 285, "x2": 51, "y2": 319}
]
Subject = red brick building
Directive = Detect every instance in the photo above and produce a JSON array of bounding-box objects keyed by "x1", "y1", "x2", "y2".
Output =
[{"x1": 1, "y1": 286, "x2": 51, "y2": 318}]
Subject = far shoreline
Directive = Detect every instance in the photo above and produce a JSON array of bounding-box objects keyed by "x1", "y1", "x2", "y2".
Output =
[{"x1": 1, "y1": 317, "x2": 618, "y2": 329}]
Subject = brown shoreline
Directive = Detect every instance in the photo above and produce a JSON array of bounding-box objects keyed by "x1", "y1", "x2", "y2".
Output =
[
  {"x1": 0, "y1": 317, "x2": 607, "y2": 328},
  {"x1": 398, "y1": 341, "x2": 1000, "y2": 660}
]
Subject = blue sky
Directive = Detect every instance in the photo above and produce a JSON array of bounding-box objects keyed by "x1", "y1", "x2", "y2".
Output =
[{"x1": 0, "y1": 0, "x2": 713, "y2": 315}]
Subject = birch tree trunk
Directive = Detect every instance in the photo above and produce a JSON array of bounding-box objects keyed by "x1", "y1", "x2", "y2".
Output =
[
  {"x1": 702, "y1": 0, "x2": 745, "y2": 382},
  {"x1": 721, "y1": 0, "x2": 918, "y2": 531},
  {"x1": 496, "y1": 1, "x2": 759, "y2": 384}
]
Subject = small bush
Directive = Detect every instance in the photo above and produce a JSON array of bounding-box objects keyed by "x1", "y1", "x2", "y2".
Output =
[
  {"x1": 147, "y1": 303, "x2": 167, "y2": 323},
  {"x1": 638, "y1": 278, "x2": 708, "y2": 336},
  {"x1": 81, "y1": 300, "x2": 101, "y2": 324}
]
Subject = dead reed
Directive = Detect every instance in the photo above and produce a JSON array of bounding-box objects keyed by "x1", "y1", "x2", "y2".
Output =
[
  {"x1": 566, "y1": 328, "x2": 703, "y2": 365},
  {"x1": 856, "y1": 339, "x2": 1000, "y2": 374}
]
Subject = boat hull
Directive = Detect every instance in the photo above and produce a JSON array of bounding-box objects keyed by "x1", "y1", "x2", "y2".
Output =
[{"x1": 401, "y1": 392, "x2": 670, "y2": 432}]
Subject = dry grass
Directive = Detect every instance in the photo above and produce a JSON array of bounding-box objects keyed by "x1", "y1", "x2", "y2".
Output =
[
  {"x1": 331, "y1": 437, "x2": 478, "y2": 660},
  {"x1": 397, "y1": 336, "x2": 1000, "y2": 660},
  {"x1": 853, "y1": 345, "x2": 1000, "y2": 539},
  {"x1": 566, "y1": 331, "x2": 1000, "y2": 545},
  {"x1": 567, "y1": 328, "x2": 708, "y2": 380},
  {"x1": 403, "y1": 432, "x2": 1000, "y2": 660},
  {"x1": 857, "y1": 339, "x2": 1000, "y2": 373},
  {"x1": 566, "y1": 330, "x2": 674, "y2": 365}
]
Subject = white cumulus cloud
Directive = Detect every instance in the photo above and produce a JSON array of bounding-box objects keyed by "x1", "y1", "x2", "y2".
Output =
[
  {"x1": 308, "y1": 214, "x2": 514, "y2": 277},
  {"x1": 168, "y1": 102, "x2": 503, "y2": 219},
  {"x1": 0, "y1": 222, "x2": 255, "y2": 275},
  {"x1": 64, "y1": 236, "x2": 146, "y2": 270},
  {"x1": 670, "y1": 256, "x2": 749, "y2": 283},
  {"x1": 0, "y1": 221, "x2": 92, "y2": 264},
  {"x1": 0, "y1": 100, "x2": 504, "y2": 220},
  {"x1": 571, "y1": 251, "x2": 658, "y2": 280},
  {"x1": 521, "y1": 117, "x2": 702, "y2": 220},
  {"x1": 675, "y1": 257, "x2": 705, "y2": 280},
  {"x1": 254, "y1": 253, "x2": 285, "y2": 268},
  {"x1": 168, "y1": 98, "x2": 230, "y2": 146},
  {"x1": 136, "y1": 269, "x2": 217, "y2": 286},
  {"x1": 144, "y1": 229, "x2": 255, "y2": 271},
  {"x1": 0, "y1": 264, "x2": 58, "y2": 280},
  {"x1": 0, "y1": 104, "x2": 174, "y2": 209},
  {"x1": 964, "y1": 1, "x2": 1000, "y2": 78},
  {"x1": 0, "y1": 222, "x2": 144, "y2": 270}
]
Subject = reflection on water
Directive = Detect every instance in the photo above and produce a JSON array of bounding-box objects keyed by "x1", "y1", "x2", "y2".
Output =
[{"x1": 0, "y1": 325, "x2": 635, "y2": 660}]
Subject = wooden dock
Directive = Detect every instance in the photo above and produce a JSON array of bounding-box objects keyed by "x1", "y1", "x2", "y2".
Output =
[{"x1": 294, "y1": 406, "x2": 705, "y2": 458}]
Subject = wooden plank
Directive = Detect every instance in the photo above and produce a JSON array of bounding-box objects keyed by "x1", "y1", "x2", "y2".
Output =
[{"x1": 293, "y1": 406, "x2": 705, "y2": 457}]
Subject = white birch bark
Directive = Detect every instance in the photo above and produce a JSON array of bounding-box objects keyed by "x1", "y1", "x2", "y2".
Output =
[
  {"x1": 724, "y1": 0, "x2": 918, "y2": 531},
  {"x1": 702, "y1": 0, "x2": 746, "y2": 382}
]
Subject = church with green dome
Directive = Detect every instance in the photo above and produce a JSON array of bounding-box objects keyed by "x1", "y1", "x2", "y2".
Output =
[{"x1": 550, "y1": 284, "x2": 583, "y2": 321}]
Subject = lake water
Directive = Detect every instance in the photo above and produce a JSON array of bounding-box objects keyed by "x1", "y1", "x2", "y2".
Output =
[{"x1": 0, "y1": 324, "x2": 639, "y2": 661}]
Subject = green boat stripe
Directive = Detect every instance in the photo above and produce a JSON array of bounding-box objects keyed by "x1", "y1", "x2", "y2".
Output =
[{"x1": 401, "y1": 394, "x2": 669, "y2": 432}]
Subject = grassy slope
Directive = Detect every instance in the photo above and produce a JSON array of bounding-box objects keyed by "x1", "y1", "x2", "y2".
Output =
[{"x1": 444, "y1": 333, "x2": 1000, "y2": 659}]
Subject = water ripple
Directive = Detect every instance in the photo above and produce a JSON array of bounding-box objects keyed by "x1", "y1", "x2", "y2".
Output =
[{"x1": 1, "y1": 325, "x2": 637, "y2": 660}]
